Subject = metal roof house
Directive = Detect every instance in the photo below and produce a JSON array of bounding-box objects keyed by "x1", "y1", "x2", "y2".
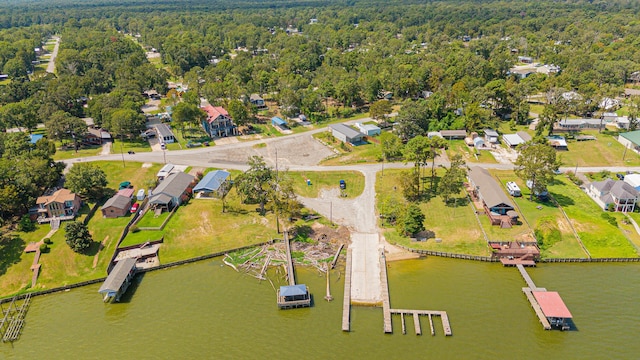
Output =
[
  {"x1": 98, "y1": 258, "x2": 137, "y2": 303},
  {"x1": 532, "y1": 291, "x2": 573, "y2": 330},
  {"x1": 193, "y1": 170, "x2": 231, "y2": 198},
  {"x1": 355, "y1": 123, "x2": 381, "y2": 136},
  {"x1": 155, "y1": 123, "x2": 175, "y2": 144},
  {"x1": 329, "y1": 124, "x2": 364, "y2": 145},
  {"x1": 440, "y1": 130, "x2": 467, "y2": 139},
  {"x1": 468, "y1": 167, "x2": 518, "y2": 227},
  {"x1": 271, "y1": 116, "x2": 288, "y2": 129},
  {"x1": 618, "y1": 130, "x2": 640, "y2": 154},
  {"x1": 502, "y1": 131, "x2": 532, "y2": 148},
  {"x1": 149, "y1": 172, "x2": 195, "y2": 211}
]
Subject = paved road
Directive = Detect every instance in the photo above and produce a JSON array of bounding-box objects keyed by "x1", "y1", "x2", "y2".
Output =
[{"x1": 46, "y1": 36, "x2": 60, "y2": 74}]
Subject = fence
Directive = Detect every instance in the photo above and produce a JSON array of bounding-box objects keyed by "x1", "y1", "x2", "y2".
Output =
[{"x1": 397, "y1": 245, "x2": 497, "y2": 262}]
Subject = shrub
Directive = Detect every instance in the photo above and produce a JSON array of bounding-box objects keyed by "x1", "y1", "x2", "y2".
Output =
[
  {"x1": 18, "y1": 215, "x2": 36, "y2": 232},
  {"x1": 39, "y1": 244, "x2": 49, "y2": 253},
  {"x1": 129, "y1": 225, "x2": 140, "y2": 233},
  {"x1": 43, "y1": 238, "x2": 52, "y2": 244},
  {"x1": 601, "y1": 212, "x2": 618, "y2": 226}
]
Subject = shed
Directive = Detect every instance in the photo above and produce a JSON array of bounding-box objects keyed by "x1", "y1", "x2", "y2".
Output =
[
  {"x1": 277, "y1": 284, "x2": 311, "y2": 309},
  {"x1": 358, "y1": 124, "x2": 381, "y2": 136},
  {"x1": 618, "y1": 130, "x2": 640, "y2": 152},
  {"x1": 137, "y1": 189, "x2": 146, "y2": 201},
  {"x1": 271, "y1": 116, "x2": 288, "y2": 129},
  {"x1": 117, "y1": 188, "x2": 135, "y2": 198},
  {"x1": 101, "y1": 195, "x2": 132, "y2": 218},
  {"x1": 473, "y1": 137, "x2": 486, "y2": 148},
  {"x1": 329, "y1": 124, "x2": 364, "y2": 144},
  {"x1": 193, "y1": 170, "x2": 231, "y2": 198},
  {"x1": 98, "y1": 258, "x2": 137, "y2": 302},
  {"x1": 484, "y1": 129, "x2": 499, "y2": 144}
]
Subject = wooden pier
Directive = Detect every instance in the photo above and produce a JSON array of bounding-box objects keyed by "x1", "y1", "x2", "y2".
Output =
[
  {"x1": 389, "y1": 309, "x2": 452, "y2": 336},
  {"x1": 522, "y1": 288, "x2": 552, "y2": 330},
  {"x1": 379, "y1": 251, "x2": 392, "y2": 333},
  {"x1": 516, "y1": 264, "x2": 538, "y2": 290},
  {"x1": 0, "y1": 294, "x2": 31, "y2": 342},
  {"x1": 342, "y1": 248, "x2": 352, "y2": 332},
  {"x1": 277, "y1": 231, "x2": 311, "y2": 309}
]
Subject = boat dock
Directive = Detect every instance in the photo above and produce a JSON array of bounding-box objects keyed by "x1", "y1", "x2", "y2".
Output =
[
  {"x1": 342, "y1": 233, "x2": 452, "y2": 336},
  {"x1": 516, "y1": 264, "x2": 573, "y2": 330},
  {"x1": 342, "y1": 248, "x2": 352, "y2": 331},
  {"x1": 277, "y1": 231, "x2": 311, "y2": 309},
  {"x1": 0, "y1": 294, "x2": 31, "y2": 342}
]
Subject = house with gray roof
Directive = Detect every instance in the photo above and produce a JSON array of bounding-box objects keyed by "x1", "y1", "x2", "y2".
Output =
[
  {"x1": 193, "y1": 170, "x2": 231, "y2": 198},
  {"x1": 149, "y1": 172, "x2": 195, "y2": 211},
  {"x1": 329, "y1": 124, "x2": 364, "y2": 145},
  {"x1": 468, "y1": 166, "x2": 518, "y2": 227},
  {"x1": 503, "y1": 131, "x2": 532, "y2": 148},
  {"x1": 588, "y1": 179, "x2": 639, "y2": 212},
  {"x1": 101, "y1": 194, "x2": 132, "y2": 218}
]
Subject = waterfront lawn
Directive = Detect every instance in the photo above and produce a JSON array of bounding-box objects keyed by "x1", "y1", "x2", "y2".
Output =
[
  {"x1": 491, "y1": 171, "x2": 586, "y2": 258},
  {"x1": 0, "y1": 225, "x2": 52, "y2": 297},
  {"x1": 376, "y1": 169, "x2": 489, "y2": 256},
  {"x1": 556, "y1": 130, "x2": 640, "y2": 167},
  {"x1": 445, "y1": 140, "x2": 498, "y2": 164},
  {"x1": 120, "y1": 190, "x2": 278, "y2": 263},
  {"x1": 290, "y1": 170, "x2": 365, "y2": 198},
  {"x1": 547, "y1": 176, "x2": 638, "y2": 257}
]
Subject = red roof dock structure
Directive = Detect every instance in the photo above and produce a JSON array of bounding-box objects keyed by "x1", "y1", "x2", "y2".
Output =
[{"x1": 516, "y1": 264, "x2": 573, "y2": 330}]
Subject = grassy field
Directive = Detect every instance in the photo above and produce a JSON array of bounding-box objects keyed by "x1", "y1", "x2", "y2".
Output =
[
  {"x1": 119, "y1": 191, "x2": 279, "y2": 262},
  {"x1": 445, "y1": 140, "x2": 498, "y2": 164},
  {"x1": 557, "y1": 130, "x2": 640, "y2": 167},
  {"x1": 376, "y1": 168, "x2": 490, "y2": 256},
  {"x1": 491, "y1": 171, "x2": 587, "y2": 258},
  {"x1": 91, "y1": 161, "x2": 162, "y2": 191},
  {"x1": 547, "y1": 176, "x2": 638, "y2": 257},
  {"x1": 290, "y1": 170, "x2": 365, "y2": 198}
]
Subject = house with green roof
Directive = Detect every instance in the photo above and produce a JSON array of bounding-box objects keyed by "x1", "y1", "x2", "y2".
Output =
[{"x1": 618, "y1": 130, "x2": 640, "y2": 153}]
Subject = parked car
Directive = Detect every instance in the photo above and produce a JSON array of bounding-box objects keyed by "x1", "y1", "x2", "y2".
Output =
[
  {"x1": 616, "y1": 173, "x2": 625, "y2": 180},
  {"x1": 130, "y1": 203, "x2": 140, "y2": 213},
  {"x1": 119, "y1": 181, "x2": 132, "y2": 190},
  {"x1": 339, "y1": 179, "x2": 346, "y2": 189}
]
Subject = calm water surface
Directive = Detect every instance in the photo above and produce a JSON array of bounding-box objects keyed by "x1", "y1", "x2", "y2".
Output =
[{"x1": 2, "y1": 257, "x2": 639, "y2": 359}]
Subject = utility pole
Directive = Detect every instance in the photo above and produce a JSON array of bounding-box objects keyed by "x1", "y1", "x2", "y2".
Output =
[{"x1": 330, "y1": 201, "x2": 332, "y2": 224}]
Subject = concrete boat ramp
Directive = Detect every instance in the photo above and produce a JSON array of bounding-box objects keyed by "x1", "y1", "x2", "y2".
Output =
[{"x1": 342, "y1": 232, "x2": 452, "y2": 336}]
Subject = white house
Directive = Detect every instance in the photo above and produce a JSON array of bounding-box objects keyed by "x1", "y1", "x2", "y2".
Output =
[
  {"x1": 355, "y1": 123, "x2": 381, "y2": 136},
  {"x1": 588, "y1": 179, "x2": 639, "y2": 212},
  {"x1": 484, "y1": 129, "x2": 499, "y2": 144},
  {"x1": 624, "y1": 173, "x2": 640, "y2": 191}
]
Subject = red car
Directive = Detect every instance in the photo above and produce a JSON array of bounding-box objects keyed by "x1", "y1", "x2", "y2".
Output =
[{"x1": 130, "y1": 203, "x2": 140, "y2": 213}]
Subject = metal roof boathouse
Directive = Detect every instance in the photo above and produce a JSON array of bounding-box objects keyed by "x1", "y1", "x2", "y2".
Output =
[{"x1": 98, "y1": 258, "x2": 137, "y2": 303}]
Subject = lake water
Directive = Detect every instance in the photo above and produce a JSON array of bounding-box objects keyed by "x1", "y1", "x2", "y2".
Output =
[{"x1": 1, "y1": 257, "x2": 639, "y2": 359}]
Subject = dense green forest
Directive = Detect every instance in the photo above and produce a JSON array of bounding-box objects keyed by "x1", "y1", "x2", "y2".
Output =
[{"x1": 1, "y1": 0, "x2": 640, "y2": 221}]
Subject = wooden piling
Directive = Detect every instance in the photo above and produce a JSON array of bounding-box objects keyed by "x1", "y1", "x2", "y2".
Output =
[
  {"x1": 324, "y1": 264, "x2": 333, "y2": 302},
  {"x1": 428, "y1": 314, "x2": 435, "y2": 336},
  {"x1": 413, "y1": 313, "x2": 421, "y2": 335},
  {"x1": 330, "y1": 244, "x2": 344, "y2": 269}
]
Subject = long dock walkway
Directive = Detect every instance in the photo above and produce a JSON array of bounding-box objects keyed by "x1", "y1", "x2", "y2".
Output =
[
  {"x1": 0, "y1": 294, "x2": 32, "y2": 342},
  {"x1": 379, "y1": 250, "x2": 392, "y2": 333},
  {"x1": 284, "y1": 231, "x2": 296, "y2": 286},
  {"x1": 516, "y1": 264, "x2": 538, "y2": 290},
  {"x1": 342, "y1": 248, "x2": 352, "y2": 332},
  {"x1": 522, "y1": 288, "x2": 552, "y2": 330}
]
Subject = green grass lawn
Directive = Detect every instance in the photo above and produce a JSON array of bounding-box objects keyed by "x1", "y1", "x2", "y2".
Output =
[
  {"x1": 111, "y1": 138, "x2": 154, "y2": 153},
  {"x1": 376, "y1": 168, "x2": 490, "y2": 256},
  {"x1": 557, "y1": 130, "x2": 640, "y2": 167},
  {"x1": 91, "y1": 161, "x2": 162, "y2": 192},
  {"x1": 290, "y1": 170, "x2": 365, "y2": 198},
  {"x1": 321, "y1": 141, "x2": 382, "y2": 165},
  {"x1": 445, "y1": 140, "x2": 498, "y2": 164},
  {"x1": 119, "y1": 191, "x2": 279, "y2": 263},
  {"x1": 52, "y1": 146, "x2": 103, "y2": 160},
  {"x1": 491, "y1": 170, "x2": 587, "y2": 258},
  {"x1": 547, "y1": 176, "x2": 638, "y2": 257},
  {"x1": 136, "y1": 210, "x2": 171, "y2": 228}
]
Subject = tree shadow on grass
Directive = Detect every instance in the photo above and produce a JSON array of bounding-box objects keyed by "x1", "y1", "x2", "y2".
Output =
[
  {"x1": 445, "y1": 197, "x2": 470, "y2": 208},
  {"x1": 550, "y1": 193, "x2": 575, "y2": 207},
  {"x1": 0, "y1": 235, "x2": 26, "y2": 277},
  {"x1": 83, "y1": 240, "x2": 101, "y2": 257}
]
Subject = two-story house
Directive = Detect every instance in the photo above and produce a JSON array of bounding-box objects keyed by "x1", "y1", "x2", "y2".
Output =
[
  {"x1": 249, "y1": 94, "x2": 267, "y2": 110},
  {"x1": 35, "y1": 188, "x2": 82, "y2": 223},
  {"x1": 201, "y1": 105, "x2": 237, "y2": 138},
  {"x1": 588, "y1": 179, "x2": 639, "y2": 212}
]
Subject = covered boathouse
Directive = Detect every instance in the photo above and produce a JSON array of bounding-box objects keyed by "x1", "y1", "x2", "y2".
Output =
[
  {"x1": 98, "y1": 258, "x2": 137, "y2": 303},
  {"x1": 277, "y1": 284, "x2": 311, "y2": 309},
  {"x1": 532, "y1": 291, "x2": 573, "y2": 330}
]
